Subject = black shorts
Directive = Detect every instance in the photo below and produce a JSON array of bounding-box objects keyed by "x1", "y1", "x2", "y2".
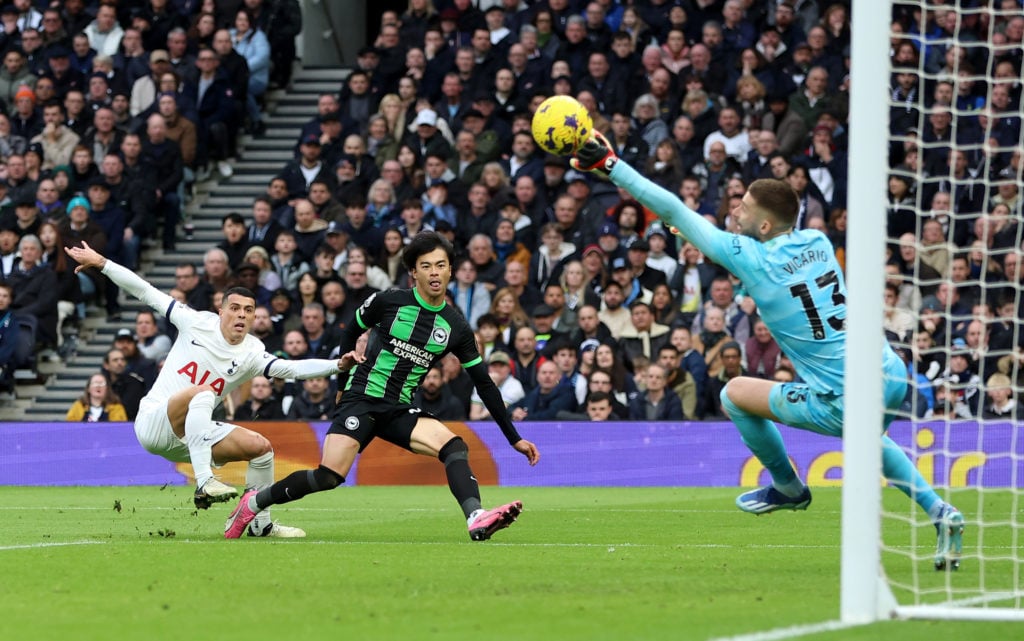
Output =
[{"x1": 327, "y1": 396, "x2": 437, "y2": 452}]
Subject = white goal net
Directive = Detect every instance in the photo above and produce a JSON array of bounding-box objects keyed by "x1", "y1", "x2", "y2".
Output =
[{"x1": 845, "y1": 0, "x2": 1024, "y2": 622}]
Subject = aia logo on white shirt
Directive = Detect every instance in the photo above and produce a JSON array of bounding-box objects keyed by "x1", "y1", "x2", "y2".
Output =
[{"x1": 177, "y1": 361, "x2": 227, "y2": 395}]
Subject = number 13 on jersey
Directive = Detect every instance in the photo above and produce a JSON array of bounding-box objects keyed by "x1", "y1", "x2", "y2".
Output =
[{"x1": 789, "y1": 270, "x2": 846, "y2": 340}]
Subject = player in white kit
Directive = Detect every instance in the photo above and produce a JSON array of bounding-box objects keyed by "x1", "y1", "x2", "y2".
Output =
[{"x1": 67, "y1": 241, "x2": 354, "y2": 538}]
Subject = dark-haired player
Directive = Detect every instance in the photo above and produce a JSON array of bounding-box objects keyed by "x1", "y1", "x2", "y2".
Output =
[
  {"x1": 572, "y1": 133, "x2": 963, "y2": 570},
  {"x1": 225, "y1": 232, "x2": 540, "y2": 541},
  {"x1": 65, "y1": 241, "x2": 350, "y2": 538}
]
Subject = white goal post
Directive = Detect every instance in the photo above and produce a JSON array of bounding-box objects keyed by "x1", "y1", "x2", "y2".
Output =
[
  {"x1": 843, "y1": 0, "x2": 1024, "y2": 623},
  {"x1": 841, "y1": 0, "x2": 889, "y2": 624}
]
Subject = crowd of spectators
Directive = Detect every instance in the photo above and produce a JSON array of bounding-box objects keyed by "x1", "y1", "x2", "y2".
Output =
[
  {"x1": 0, "y1": 0, "x2": 302, "y2": 396},
  {"x1": 878, "y1": 3, "x2": 1024, "y2": 422},
  {"x1": 7, "y1": 0, "x2": 1024, "y2": 423},
  {"x1": 266, "y1": 0, "x2": 1016, "y2": 424}
]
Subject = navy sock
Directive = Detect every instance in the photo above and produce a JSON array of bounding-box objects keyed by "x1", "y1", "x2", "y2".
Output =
[
  {"x1": 254, "y1": 465, "x2": 344, "y2": 510},
  {"x1": 439, "y1": 437, "x2": 481, "y2": 518}
]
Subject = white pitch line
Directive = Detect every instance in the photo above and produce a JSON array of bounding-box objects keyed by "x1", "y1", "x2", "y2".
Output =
[
  {"x1": 0, "y1": 530, "x2": 846, "y2": 552},
  {"x1": 303, "y1": 540, "x2": 658, "y2": 548},
  {"x1": 0, "y1": 540, "x2": 106, "y2": 551},
  {"x1": 127, "y1": 539, "x2": 659, "y2": 548},
  {"x1": 705, "y1": 619, "x2": 863, "y2": 641},
  {"x1": 129, "y1": 539, "x2": 846, "y2": 550},
  {"x1": 123, "y1": 539, "x2": 1024, "y2": 551},
  {"x1": 295, "y1": 541, "x2": 840, "y2": 550},
  {"x1": 0, "y1": 506, "x2": 822, "y2": 514}
]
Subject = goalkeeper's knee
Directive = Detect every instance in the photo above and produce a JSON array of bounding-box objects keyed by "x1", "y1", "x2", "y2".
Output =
[{"x1": 720, "y1": 384, "x2": 743, "y2": 419}]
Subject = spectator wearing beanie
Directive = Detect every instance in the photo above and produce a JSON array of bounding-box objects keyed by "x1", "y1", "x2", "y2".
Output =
[{"x1": 11, "y1": 85, "x2": 41, "y2": 141}]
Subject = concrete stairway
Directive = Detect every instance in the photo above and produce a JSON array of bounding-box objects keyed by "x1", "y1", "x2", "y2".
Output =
[{"x1": 2, "y1": 67, "x2": 348, "y2": 422}]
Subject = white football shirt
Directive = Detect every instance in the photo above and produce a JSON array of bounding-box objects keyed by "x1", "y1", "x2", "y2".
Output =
[{"x1": 103, "y1": 261, "x2": 340, "y2": 408}]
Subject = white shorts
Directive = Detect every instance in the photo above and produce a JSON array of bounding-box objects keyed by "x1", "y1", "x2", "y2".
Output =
[{"x1": 134, "y1": 397, "x2": 237, "y2": 463}]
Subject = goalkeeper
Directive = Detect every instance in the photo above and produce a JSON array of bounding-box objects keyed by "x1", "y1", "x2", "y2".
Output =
[{"x1": 573, "y1": 133, "x2": 964, "y2": 570}]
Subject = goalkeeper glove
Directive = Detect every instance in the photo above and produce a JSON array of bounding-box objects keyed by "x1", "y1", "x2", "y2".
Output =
[{"x1": 571, "y1": 131, "x2": 619, "y2": 178}]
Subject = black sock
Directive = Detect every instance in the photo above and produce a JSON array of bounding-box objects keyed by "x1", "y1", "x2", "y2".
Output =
[
  {"x1": 438, "y1": 437, "x2": 481, "y2": 518},
  {"x1": 254, "y1": 465, "x2": 344, "y2": 510}
]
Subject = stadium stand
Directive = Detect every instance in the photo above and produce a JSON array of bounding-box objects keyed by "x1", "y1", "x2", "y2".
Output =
[{"x1": 1, "y1": 1, "x2": 1019, "y2": 429}]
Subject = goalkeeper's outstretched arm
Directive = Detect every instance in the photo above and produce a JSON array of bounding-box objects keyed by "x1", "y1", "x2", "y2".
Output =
[{"x1": 574, "y1": 134, "x2": 738, "y2": 270}]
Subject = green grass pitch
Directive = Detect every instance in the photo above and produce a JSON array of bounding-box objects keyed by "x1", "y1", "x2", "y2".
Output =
[{"x1": 0, "y1": 486, "x2": 1018, "y2": 641}]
